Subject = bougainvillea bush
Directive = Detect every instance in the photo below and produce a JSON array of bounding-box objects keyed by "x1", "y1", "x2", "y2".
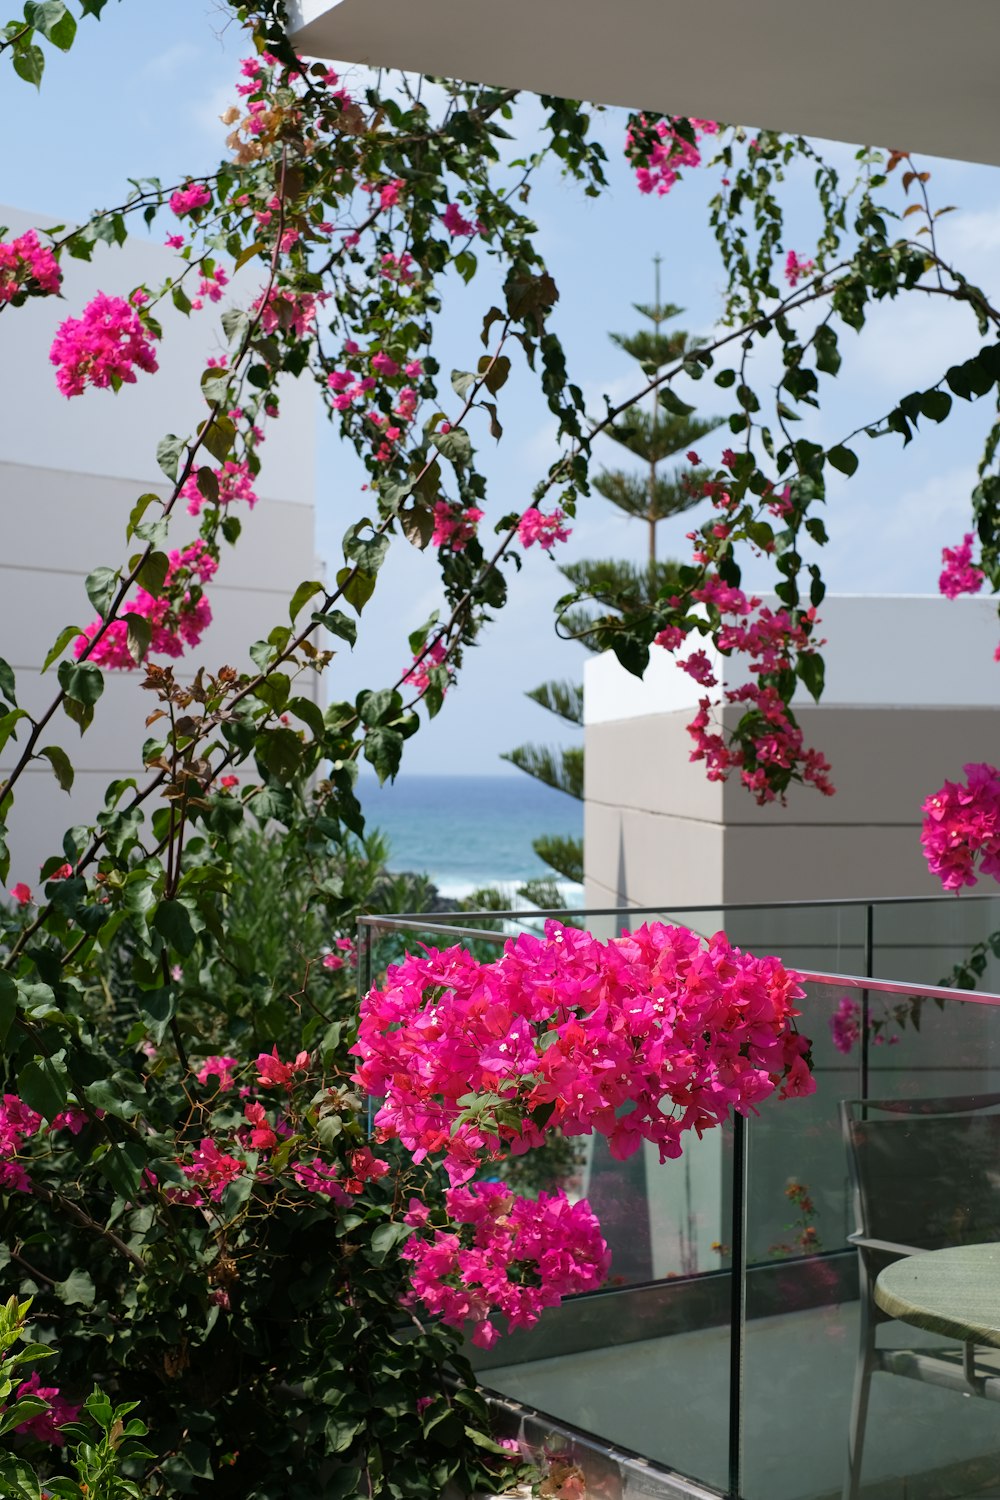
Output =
[{"x1": 2, "y1": 0, "x2": 1000, "y2": 1492}]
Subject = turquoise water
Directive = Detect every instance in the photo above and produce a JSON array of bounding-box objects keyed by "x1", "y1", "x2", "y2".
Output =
[{"x1": 357, "y1": 773, "x2": 582, "y2": 900}]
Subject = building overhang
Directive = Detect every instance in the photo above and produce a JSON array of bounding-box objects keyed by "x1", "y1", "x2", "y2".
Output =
[{"x1": 288, "y1": 0, "x2": 1000, "y2": 169}]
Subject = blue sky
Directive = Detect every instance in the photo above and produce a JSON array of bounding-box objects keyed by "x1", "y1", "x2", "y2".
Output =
[{"x1": 3, "y1": 0, "x2": 1000, "y2": 776}]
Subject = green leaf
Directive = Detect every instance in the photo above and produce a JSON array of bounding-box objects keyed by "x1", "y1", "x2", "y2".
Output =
[
  {"x1": 17, "y1": 1055, "x2": 69, "y2": 1121},
  {"x1": 0, "y1": 657, "x2": 15, "y2": 705},
  {"x1": 126, "y1": 492, "x2": 160, "y2": 541},
  {"x1": 369, "y1": 1221, "x2": 411, "y2": 1257},
  {"x1": 57, "y1": 659, "x2": 104, "y2": 707},
  {"x1": 24, "y1": 2, "x2": 75, "y2": 49},
  {"x1": 286, "y1": 695, "x2": 325, "y2": 740},
  {"x1": 38, "y1": 745, "x2": 74, "y2": 792},
  {"x1": 0, "y1": 974, "x2": 17, "y2": 1048},
  {"x1": 54, "y1": 1269, "x2": 95, "y2": 1307},
  {"x1": 336, "y1": 567, "x2": 376, "y2": 615},
  {"x1": 433, "y1": 427, "x2": 473, "y2": 466},
  {"x1": 312, "y1": 609, "x2": 357, "y2": 647},
  {"x1": 479, "y1": 352, "x2": 511, "y2": 395},
  {"x1": 134, "y1": 551, "x2": 169, "y2": 597},
  {"x1": 827, "y1": 444, "x2": 858, "y2": 476},
  {"x1": 125, "y1": 612, "x2": 151, "y2": 665},
  {"x1": 364, "y1": 726, "x2": 403, "y2": 785},
  {"x1": 920, "y1": 389, "x2": 952, "y2": 423},
  {"x1": 658, "y1": 385, "x2": 695, "y2": 417},
  {"x1": 450, "y1": 369, "x2": 477, "y2": 400},
  {"x1": 152, "y1": 899, "x2": 197, "y2": 957},
  {"x1": 41, "y1": 625, "x2": 81, "y2": 674},
  {"x1": 201, "y1": 415, "x2": 236, "y2": 463},
  {"x1": 156, "y1": 434, "x2": 187, "y2": 483},
  {"x1": 255, "y1": 727, "x2": 302, "y2": 782},
  {"x1": 289, "y1": 579, "x2": 323, "y2": 622},
  {"x1": 0, "y1": 709, "x2": 27, "y2": 756},
  {"x1": 797, "y1": 651, "x2": 825, "y2": 703},
  {"x1": 12, "y1": 43, "x2": 45, "y2": 88}
]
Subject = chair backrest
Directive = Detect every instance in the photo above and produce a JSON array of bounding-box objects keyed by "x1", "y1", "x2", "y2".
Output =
[{"x1": 841, "y1": 1094, "x2": 1000, "y2": 1252}]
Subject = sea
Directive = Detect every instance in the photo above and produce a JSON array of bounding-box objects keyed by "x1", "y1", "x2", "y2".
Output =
[{"x1": 357, "y1": 773, "x2": 583, "y2": 905}]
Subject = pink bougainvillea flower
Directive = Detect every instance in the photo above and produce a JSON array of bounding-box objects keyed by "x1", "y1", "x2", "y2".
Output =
[
  {"x1": 353, "y1": 920, "x2": 813, "y2": 1188},
  {"x1": 402, "y1": 1183, "x2": 609, "y2": 1348},
  {"x1": 921, "y1": 762, "x2": 1000, "y2": 891},
  {"x1": 10, "y1": 883, "x2": 32, "y2": 906},
  {"x1": 49, "y1": 292, "x2": 159, "y2": 398},
  {"x1": 403, "y1": 639, "x2": 450, "y2": 697},
  {"x1": 197, "y1": 1055, "x2": 239, "y2": 1093},
  {"x1": 255, "y1": 1046, "x2": 310, "y2": 1089},
  {"x1": 784, "y1": 250, "x2": 817, "y2": 288},
  {"x1": 0, "y1": 229, "x2": 61, "y2": 302},
  {"x1": 939, "y1": 533, "x2": 984, "y2": 599},
  {"x1": 441, "y1": 201, "x2": 479, "y2": 237},
  {"x1": 244, "y1": 1101, "x2": 277, "y2": 1151},
  {"x1": 517, "y1": 507, "x2": 571, "y2": 551},
  {"x1": 431, "y1": 501, "x2": 484, "y2": 552},
  {"x1": 12, "y1": 1372, "x2": 81, "y2": 1445},
  {"x1": 170, "y1": 182, "x2": 212, "y2": 217},
  {"x1": 181, "y1": 1137, "x2": 245, "y2": 1202}
]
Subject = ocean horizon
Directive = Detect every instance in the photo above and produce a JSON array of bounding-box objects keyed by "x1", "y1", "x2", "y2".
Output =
[{"x1": 357, "y1": 772, "x2": 583, "y2": 903}]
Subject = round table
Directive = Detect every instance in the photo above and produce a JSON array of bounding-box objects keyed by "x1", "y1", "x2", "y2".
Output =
[{"x1": 875, "y1": 1243, "x2": 1000, "y2": 1349}]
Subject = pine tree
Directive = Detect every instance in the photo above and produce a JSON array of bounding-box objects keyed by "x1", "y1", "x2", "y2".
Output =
[{"x1": 505, "y1": 262, "x2": 721, "y2": 905}]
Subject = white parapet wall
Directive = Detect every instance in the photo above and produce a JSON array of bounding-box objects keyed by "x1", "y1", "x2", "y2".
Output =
[
  {"x1": 583, "y1": 595, "x2": 1000, "y2": 911},
  {"x1": 287, "y1": 0, "x2": 1000, "y2": 170},
  {"x1": 0, "y1": 205, "x2": 320, "y2": 887}
]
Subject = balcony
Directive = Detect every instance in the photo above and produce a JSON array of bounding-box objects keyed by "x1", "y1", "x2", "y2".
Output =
[{"x1": 359, "y1": 896, "x2": 1000, "y2": 1500}]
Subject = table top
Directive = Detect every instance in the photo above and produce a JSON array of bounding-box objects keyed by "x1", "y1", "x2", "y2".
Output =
[{"x1": 875, "y1": 1243, "x2": 1000, "y2": 1348}]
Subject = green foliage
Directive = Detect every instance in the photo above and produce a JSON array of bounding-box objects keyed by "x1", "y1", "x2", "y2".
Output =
[
  {"x1": 524, "y1": 679, "x2": 583, "y2": 726},
  {"x1": 530, "y1": 834, "x2": 583, "y2": 885},
  {"x1": 500, "y1": 744, "x2": 583, "y2": 800}
]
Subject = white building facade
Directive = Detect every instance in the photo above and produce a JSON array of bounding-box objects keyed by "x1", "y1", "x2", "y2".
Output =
[{"x1": 0, "y1": 206, "x2": 320, "y2": 886}]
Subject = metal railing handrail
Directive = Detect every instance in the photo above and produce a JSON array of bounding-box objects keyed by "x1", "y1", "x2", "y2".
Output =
[
  {"x1": 357, "y1": 891, "x2": 1000, "y2": 923},
  {"x1": 356, "y1": 916, "x2": 1000, "y2": 1008}
]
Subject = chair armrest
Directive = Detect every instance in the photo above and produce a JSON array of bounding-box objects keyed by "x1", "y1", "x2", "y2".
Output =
[{"x1": 848, "y1": 1234, "x2": 925, "y2": 1258}]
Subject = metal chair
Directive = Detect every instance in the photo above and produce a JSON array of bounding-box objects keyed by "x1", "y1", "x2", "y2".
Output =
[{"x1": 840, "y1": 1093, "x2": 1000, "y2": 1500}]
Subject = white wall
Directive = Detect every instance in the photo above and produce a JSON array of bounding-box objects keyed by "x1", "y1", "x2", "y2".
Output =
[{"x1": 0, "y1": 205, "x2": 320, "y2": 887}]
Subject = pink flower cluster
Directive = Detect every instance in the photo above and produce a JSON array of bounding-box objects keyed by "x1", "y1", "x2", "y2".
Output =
[
  {"x1": 321, "y1": 936, "x2": 357, "y2": 972},
  {"x1": 517, "y1": 508, "x2": 571, "y2": 551},
  {"x1": 327, "y1": 345, "x2": 424, "y2": 465},
  {"x1": 656, "y1": 574, "x2": 834, "y2": 803},
  {"x1": 402, "y1": 1183, "x2": 610, "y2": 1349},
  {"x1": 829, "y1": 994, "x2": 900, "y2": 1054},
  {"x1": 181, "y1": 459, "x2": 258, "y2": 517},
  {"x1": 0, "y1": 1092, "x2": 41, "y2": 1194},
  {"x1": 784, "y1": 250, "x2": 817, "y2": 288},
  {"x1": 12, "y1": 1371, "x2": 80, "y2": 1445},
  {"x1": 921, "y1": 762, "x2": 1000, "y2": 891},
  {"x1": 74, "y1": 542, "x2": 217, "y2": 670},
  {"x1": 49, "y1": 292, "x2": 159, "y2": 398},
  {"x1": 441, "y1": 201, "x2": 483, "y2": 238},
  {"x1": 197, "y1": 1055, "x2": 239, "y2": 1092},
  {"x1": 432, "y1": 501, "x2": 484, "y2": 551},
  {"x1": 252, "y1": 285, "x2": 325, "y2": 340},
  {"x1": 170, "y1": 182, "x2": 212, "y2": 217},
  {"x1": 181, "y1": 1137, "x2": 245, "y2": 1202},
  {"x1": 628, "y1": 115, "x2": 718, "y2": 196},
  {"x1": 939, "y1": 533, "x2": 984, "y2": 599},
  {"x1": 353, "y1": 920, "x2": 813, "y2": 1185},
  {"x1": 0, "y1": 228, "x2": 61, "y2": 303},
  {"x1": 404, "y1": 639, "x2": 450, "y2": 697}
]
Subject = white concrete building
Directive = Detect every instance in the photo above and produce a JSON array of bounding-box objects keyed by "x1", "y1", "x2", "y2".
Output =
[
  {"x1": 0, "y1": 206, "x2": 319, "y2": 885},
  {"x1": 583, "y1": 596, "x2": 1000, "y2": 909},
  {"x1": 288, "y1": 0, "x2": 1000, "y2": 169}
]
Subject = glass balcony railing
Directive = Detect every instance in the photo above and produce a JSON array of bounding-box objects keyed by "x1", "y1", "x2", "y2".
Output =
[{"x1": 357, "y1": 897, "x2": 1000, "y2": 1500}]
